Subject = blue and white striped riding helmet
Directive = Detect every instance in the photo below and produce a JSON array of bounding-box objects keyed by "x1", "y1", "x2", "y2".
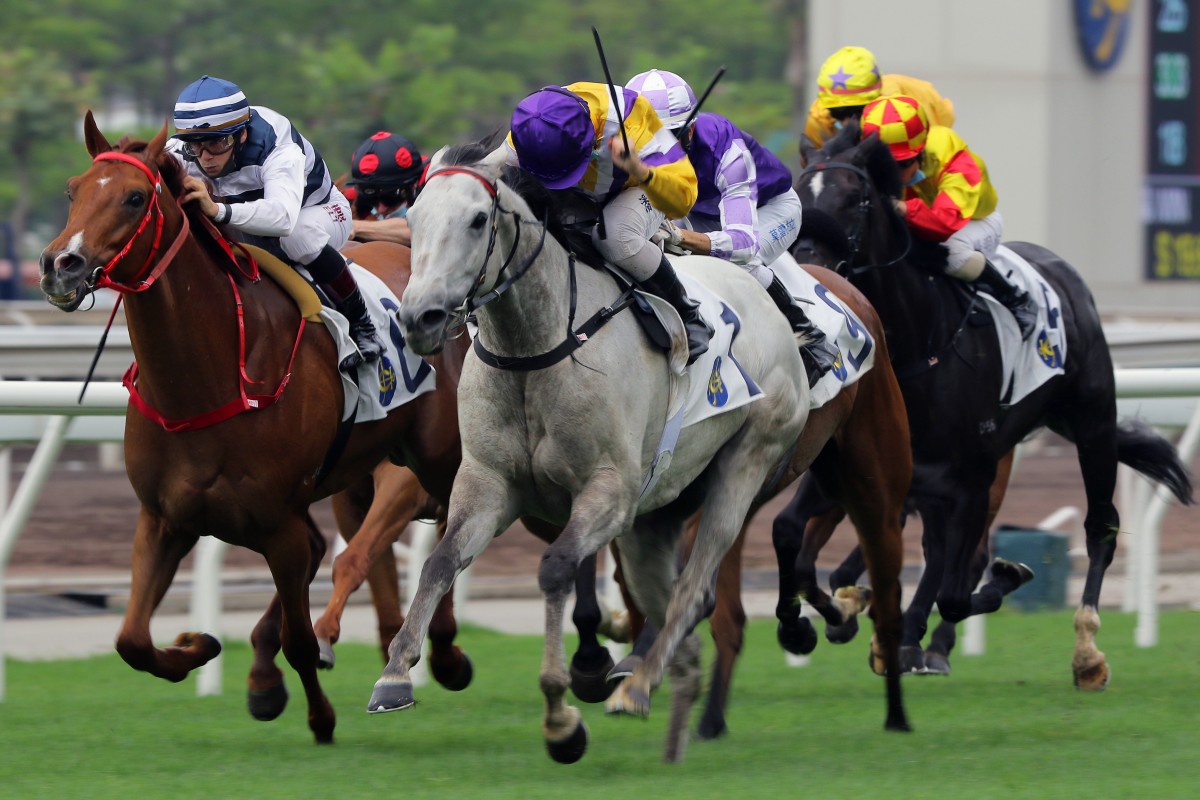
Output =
[
  {"x1": 173, "y1": 75, "x2": 252, "y2": 139},
  {"x1": 625, "y1": 69, "x2": 696, "y2": 130}
]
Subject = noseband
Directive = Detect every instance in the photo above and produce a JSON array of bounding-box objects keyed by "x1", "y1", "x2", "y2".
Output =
[{"x1": 86, "y1": 151, "x2": 191, "y2": 294}]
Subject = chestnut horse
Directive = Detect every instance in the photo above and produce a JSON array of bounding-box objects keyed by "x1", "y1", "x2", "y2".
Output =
[{"x1": 38, "y1": 114, "x2": 474, "y2": 744}]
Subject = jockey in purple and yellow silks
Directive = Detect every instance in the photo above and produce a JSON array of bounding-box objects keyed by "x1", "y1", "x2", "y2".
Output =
[
  {"x1": 503, "y1": 82, "x2": 711, "y2": 364},
  {"x1": 626, "y1": 68, "x2": 838, "y2": 389},
  {"x1": 804, "y1": 45, "x2": 955, "y2": 149},
  {"x1": 861, "y1": 94, "x2": 1038, "y2": 340}
]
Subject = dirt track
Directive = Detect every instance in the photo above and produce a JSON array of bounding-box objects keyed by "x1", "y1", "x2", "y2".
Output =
[{"x1": 8, "y1": 436, "x2": 1200, "y2": 584}]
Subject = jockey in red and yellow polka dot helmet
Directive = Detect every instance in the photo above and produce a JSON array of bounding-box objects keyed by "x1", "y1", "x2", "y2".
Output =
[
  {"x1": 861, "y1": 95, "x2": 1039, "y2": 339},
  {"x1": 804, "y1": 46, "x2": 955, "y2": 148}
]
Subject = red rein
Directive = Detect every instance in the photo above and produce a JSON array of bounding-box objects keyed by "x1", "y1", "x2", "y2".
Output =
[{"x1": 92, "y1": 150, "x2": 305, "y2": 431}]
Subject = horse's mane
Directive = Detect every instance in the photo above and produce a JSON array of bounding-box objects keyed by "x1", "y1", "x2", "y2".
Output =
[
  {"x1": 441, "y1": 133, "x2": 578, "y2": 253},
  {"x1": 114, "y1": 135, "x2": 187, "y2": 199}
]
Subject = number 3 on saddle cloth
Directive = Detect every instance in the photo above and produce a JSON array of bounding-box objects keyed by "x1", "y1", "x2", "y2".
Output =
[
  {"x1": 250, "y1": 245, "x2": 436, "y2": 421},
  {"x1": 977, "y1": 246, "x2": 1067, "y2": 407}
]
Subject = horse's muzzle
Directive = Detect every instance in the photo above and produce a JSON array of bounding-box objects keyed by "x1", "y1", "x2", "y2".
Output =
[
  {"x1": 38, "y1": 249, "x2": 92, "y2": 311},
  {"x1": 397, "y1": 305, "x2": 450, "y2": 356}
]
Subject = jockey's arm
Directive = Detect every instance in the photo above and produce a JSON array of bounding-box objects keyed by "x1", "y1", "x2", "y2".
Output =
[
  {"x1": 227, "y1": 142, "x2": 306, "y2": 237},
  {"x1": 351, "y1": 216, "x2": 411, "y2": 246},
  {"x1": 690, "y1": 140, "x2": 761, "y2": 264}
]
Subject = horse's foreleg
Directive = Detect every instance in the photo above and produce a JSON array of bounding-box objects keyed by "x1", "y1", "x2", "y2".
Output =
[
  {"x1": 115, "y1": 511, "x2": 212, "y2": 682},
  {"x1": 369, "y1": 467, "x2": 516, "y2": 715},
  {"x1": 247, "y1": 513, "x2": 326, "y2": 721},
  {"x1": 773, "y1": 476, "x2": 837, "y2": 655},
  {"x1": 567, "y1": 553, "x2": 616, "y2": 703},
  {"x1": 262, "y1": 514, "x2": 335, "y2": 744},
  {"x1": 427, "y1": 514, "x2": 475, "y2": 692},
  {"x1": 539, "y1": 474, "x2": 635, "y2": 764}
]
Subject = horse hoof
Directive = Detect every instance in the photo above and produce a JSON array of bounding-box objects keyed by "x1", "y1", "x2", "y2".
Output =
[
  {"x1": 318, "y1": 639, "x2": 335, "y2": 670},
  {"x1": 777, "y1": 618, "x2": 818, "y2": 655},
  {"x1": 899, "y1": 646, "x2": 926, "y2": 675},
  {"x1": 431, "y1": 651, "x2": 474, "y2": 692},
  {"x1": 571, "y1": 651, "x2": 617, "y2": 703},
  {"x1": 696, "y1": 716, "x2": 728, "y2": 741},
  {"x1": 825, "y1": 616, "x2": 860, "y2": 645},
  {"x1": 993, "y1": 558, "x2": 1035, "y2": 587},
  {"x1": 1074, "y1": 660, "x2": 1111, "y2": 692},
  {"x1": 367, "y1": 679, "x2": 415, "y2": 713},
  {"x1": 545, "y1": 720, "x2": 589, "y2": 764},
  {"x1": 606, "y1": 681, "x2": 651, "y2": 718},
  {"x1": 923, "y1": 650, "x2": 951, "y2": 675},
  {"x1": 247, "y1": 682, "x2": 289, "y2": 721},
  {"x1": 606, "y1": 654, "x2": 642, "y2": 687}
]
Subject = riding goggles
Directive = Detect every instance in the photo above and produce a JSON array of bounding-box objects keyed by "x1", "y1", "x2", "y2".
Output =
[{"x1": 181, "y1": 135, "x2": 237, "y2": 158}]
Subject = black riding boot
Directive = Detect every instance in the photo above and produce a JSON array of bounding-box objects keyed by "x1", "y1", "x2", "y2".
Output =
[
  {"x1": 765, "y1": 275, "x2": 839, "y2": 389},
  {"x1": 974, "y1": 259, "x2": 1039, "y2": 340},
  {"x1": 639, "y1": 255, "x2": 713, "y2": 365},
  {"x1": 308, "y1": 245, "x2": 385, "y2": 371}
]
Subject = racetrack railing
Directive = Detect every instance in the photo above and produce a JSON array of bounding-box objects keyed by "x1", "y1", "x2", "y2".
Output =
[{"x1": 1, "y1": 371, "x2": 1199, "y2": 700}]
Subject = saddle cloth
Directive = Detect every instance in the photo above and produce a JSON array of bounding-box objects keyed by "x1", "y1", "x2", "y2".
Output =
[
  {"x1": 770, "y1": 251, "x2": 877, "y2": 410},
  {"x1": 979, "y1": 245, "x2": 1067, "y2": 406},
  {"x1": 295, "y1": 261, "x2": 437, "y2": 422}
]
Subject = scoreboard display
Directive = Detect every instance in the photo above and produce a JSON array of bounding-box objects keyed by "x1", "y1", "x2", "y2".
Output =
[{"x1": 1146, "y1": 0, "x2": 1200, "y2": 279}]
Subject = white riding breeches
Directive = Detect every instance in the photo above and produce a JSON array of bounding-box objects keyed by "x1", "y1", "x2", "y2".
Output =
[
  {"x1": 945, "y1": 211, "x2": 1003, "y2": 276},
  {"x1": 592, "y1": 187, "x2": 667, "y2": 282},
  {"x1": 281, "y1": 192, "x2": 354, "y2": 266}
]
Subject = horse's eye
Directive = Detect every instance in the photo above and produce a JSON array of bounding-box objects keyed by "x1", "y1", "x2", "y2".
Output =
[
  {"x1": 125, "y1": 191, "x2": 147, "y2": 210},
  {"x1": 470, "y1": 211, "x2": 488, "y2": 230}
]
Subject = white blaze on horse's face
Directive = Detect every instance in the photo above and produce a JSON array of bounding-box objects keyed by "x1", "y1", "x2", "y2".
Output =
[{"x1": 809, "y1": 171, "x2": 826, "y2": 202}]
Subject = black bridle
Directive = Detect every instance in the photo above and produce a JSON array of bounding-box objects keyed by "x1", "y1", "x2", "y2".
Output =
[
  {"x1": 423, "y1": 166, "x2": 634, "y2": 371},
  {"x1": 797, "y1": 160, "x2": 912, "y2": 275}
]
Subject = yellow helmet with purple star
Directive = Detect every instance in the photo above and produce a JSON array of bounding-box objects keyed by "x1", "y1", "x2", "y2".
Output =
[{"x1": 816, "y1": 46, "x2": 883, "y2": 110}]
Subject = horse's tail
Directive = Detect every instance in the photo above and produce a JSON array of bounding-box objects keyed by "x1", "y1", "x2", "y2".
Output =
[{"x1": 1117, "y1": 417, "x2": 1194, "y2": 505}]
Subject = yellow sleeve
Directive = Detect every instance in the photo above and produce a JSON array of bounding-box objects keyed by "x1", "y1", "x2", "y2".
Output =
[{"x1": 625, "y1": 94, "x2": 697, "y2": 218}]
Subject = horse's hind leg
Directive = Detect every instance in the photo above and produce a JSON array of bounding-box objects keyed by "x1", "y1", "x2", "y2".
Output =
[
  {"x1": 262, "y1": 514, "x2": 336, "y2": 744},
  {"x1": 1064, "y1": 405, "x2": 1121, "y2": 691},
  {"x1": 695, "y1": 521, "x2": 747, "y2": 741},
  {"x1": 115, "y1": 510, "x2": 216, "y2": 681}
]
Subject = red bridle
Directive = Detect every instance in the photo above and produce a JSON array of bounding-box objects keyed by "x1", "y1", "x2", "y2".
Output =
[{"x1": 89, "y1": 151, "x2": 191, "y2": 293}]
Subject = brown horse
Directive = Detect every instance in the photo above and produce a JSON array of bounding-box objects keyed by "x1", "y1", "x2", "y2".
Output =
[{"x1": 38, "y1": 114, "x2": 470, "y2": 743}]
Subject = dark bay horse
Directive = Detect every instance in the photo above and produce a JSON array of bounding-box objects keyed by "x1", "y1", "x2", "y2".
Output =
[
  {"x1": 790, "y1": 124, "x2": 1193, "y2": 688},
  {"x1": 37, "y1": 114, "x2": 476, "y2": 743}
]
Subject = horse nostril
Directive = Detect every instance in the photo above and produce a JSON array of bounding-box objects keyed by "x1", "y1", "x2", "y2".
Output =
[
  {"x1": 418, "y1": 308, "x2": 448, "y2": 333},
  {"x1": 49, "y1": 251, "x2": 87, "y2": 277}
]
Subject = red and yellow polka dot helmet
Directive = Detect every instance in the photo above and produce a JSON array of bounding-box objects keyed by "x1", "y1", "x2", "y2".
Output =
[{"x1": 861, "y1": 95, "x2": 929, "y2": 160}]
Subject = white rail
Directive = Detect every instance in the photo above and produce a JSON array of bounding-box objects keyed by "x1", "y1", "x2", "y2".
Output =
[{"x1": 2, "y1": 370, "x2": 1199, "y2": 699}]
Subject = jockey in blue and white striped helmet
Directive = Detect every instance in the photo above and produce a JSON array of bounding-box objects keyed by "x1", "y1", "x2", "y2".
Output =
[{"x1": 173, "y1": 75, "x2": 252, "y2": 139}]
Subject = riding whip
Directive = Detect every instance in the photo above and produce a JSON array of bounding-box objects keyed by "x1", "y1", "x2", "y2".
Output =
[{"x1": 680, "y1": 66, "x2": 727, "y2": 135}]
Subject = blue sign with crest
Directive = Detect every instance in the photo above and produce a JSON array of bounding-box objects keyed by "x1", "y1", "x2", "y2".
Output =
[{"x1": 1074, "y1": 0, "x2": 1131, "y2": 72}]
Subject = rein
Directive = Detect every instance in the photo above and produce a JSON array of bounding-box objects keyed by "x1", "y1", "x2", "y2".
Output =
[
  {"x1": 798, "y1": 161, "x2": 911, "y2": 275},
  {"x1": 425, "y1": 166, "x2": 634, "y2": 371},
  {"x1": 90, "y1": 149, "x2": 305, "y2": 431}
]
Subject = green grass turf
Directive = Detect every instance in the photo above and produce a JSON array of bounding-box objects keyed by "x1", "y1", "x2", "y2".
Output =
[{"x1": 0, "y1": 610, "x2": 1197, "y2": 799}]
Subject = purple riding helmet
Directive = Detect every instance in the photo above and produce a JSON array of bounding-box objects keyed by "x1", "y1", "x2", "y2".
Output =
[
  {"x1": 510, "y1": 87, "x2": 595, "y2": 190},
  {"x1": 625, "y1": 69, "x2": 697, "y2": 131}
]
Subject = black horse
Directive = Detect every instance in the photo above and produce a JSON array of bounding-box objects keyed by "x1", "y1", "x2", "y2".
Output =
[{"x1": 777, "y1": 122, "x2": 1192, "y2": 688}]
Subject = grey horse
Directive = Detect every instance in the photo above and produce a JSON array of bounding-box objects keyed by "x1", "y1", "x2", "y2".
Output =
[{"x1": 368, "y1": 141, "x2": 809, "y2": 763}]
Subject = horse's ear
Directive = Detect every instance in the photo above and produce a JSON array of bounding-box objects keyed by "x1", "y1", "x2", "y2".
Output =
[
  {"x1": 145, "y1": 118, "x2": 171, "y2": 164},
  {"x1": 83, "y1": 110, "x2": 112, "y2": 157},
  {"x1": 799, "y1": 134, "x2": 818, "y2": 168},
  {"x1": 428, "y1": 145, "x2": 449, "y2": 173}
]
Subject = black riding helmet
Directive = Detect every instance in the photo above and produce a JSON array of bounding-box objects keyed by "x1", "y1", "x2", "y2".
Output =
[{"x1": 348, "y1": 132, "x2": 425, "y2": 210}]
